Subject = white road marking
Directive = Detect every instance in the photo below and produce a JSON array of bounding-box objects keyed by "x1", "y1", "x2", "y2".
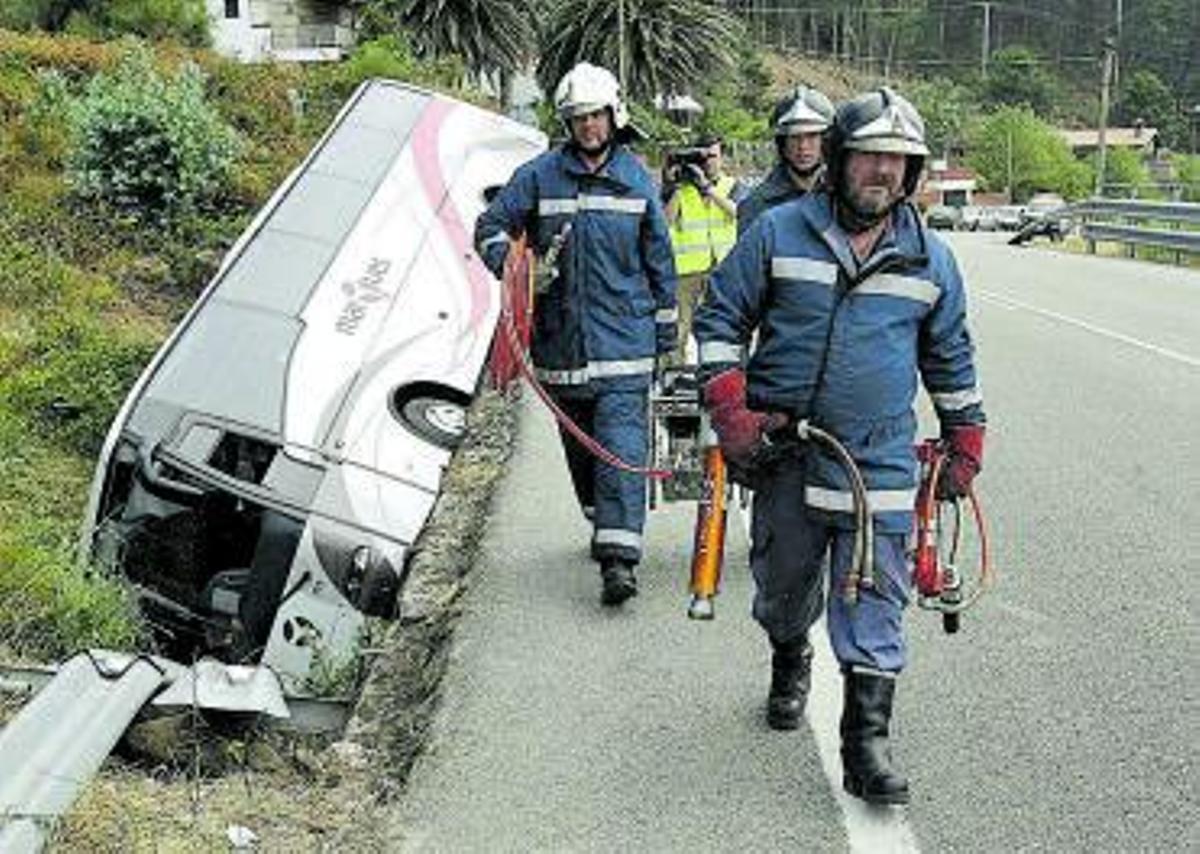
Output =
[
  {"x1": 737, "y1": 505, "x2": 921, "y2": 853},
  {"x1": 978, "y1": 290, "x2": 1200, "y2": 368}
]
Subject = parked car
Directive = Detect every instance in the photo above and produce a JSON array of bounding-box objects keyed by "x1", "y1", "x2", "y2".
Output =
[
  {"x1": 81, "y1": 80, "x2": 546, "y2": 693},
  {"x1": 1023, "y1": 192, "x2": 1067, "y2": 219},
  {"x1": 925, "y1": 204, "x2": 963, "y2": 230},
  {"x1": 1021, "y1": 192, "x2": 1070, "y2": 234},
  {"x1": 994, "y1": 205, "x2": 1026, "y2": 231},
  {"x1": 960, "y1": 205, "x2": 1000, "y2": 232}
]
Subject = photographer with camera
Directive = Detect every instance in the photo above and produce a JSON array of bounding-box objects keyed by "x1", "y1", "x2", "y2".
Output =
[{"x1": 661, "y1": 134, "x2": 744, "y2": 362}]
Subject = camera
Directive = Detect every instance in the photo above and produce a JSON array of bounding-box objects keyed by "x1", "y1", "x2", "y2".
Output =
[{"x1": 663, "y1": 146, "x2": 710, "y2": 185}]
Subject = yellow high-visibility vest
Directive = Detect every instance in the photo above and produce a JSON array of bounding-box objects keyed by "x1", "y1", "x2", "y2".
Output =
[{"x1": 669, "y1": 175, "x2": 738, "y2": 276}]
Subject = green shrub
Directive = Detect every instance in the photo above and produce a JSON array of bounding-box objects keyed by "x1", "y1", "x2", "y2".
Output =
[
  {"x1": 966, "y1": 106, "x2": 1093, "y2": 201},
  {"x1": 17, "y1": 68, "x2": 73, "y2": 166},
  {"x1": 208, "y1": 60, "x2": 306, "y2": 145},
  {"x1": 692, "y1": 76, "x2": 766, "y2": 145},
  {"x1": 907, "y1": 77, "x2": 979, "y2": 156},
  {"x1": 1097, "y1": 147, "x2": 1153, "y2": 197},
  {"x1": 63, "y1": 0, "x2": 210, "y2": 48},
  {"x1": 0, "y1": 64, "x2": 38, "y2": 122},
  {"x1": 343, "y1": 34, "x2": 424, "y2": 82},
  {"x1": 0, "y1": 29, "x2": 119, "y2": 80},
  {"x1": 1173, "y1": 154, "x2": 1200, "y2": 203},
  {"x1": 0, "y1": 0, "x2": 43, "y2": 30},
  {"x1": 67, "y1": 40, "x2": 241, "y2": 225},
  {"x1": 301, "y1": 36, "x2": 468, "y2": 124}
]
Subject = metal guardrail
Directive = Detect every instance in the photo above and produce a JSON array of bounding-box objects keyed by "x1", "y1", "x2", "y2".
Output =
[
  {"x1": 1070, "y1": 198, "x2": 1200, "y2": 259},
  {"x1": 1072, "y1": 198, "x2": 1200, "y2": 223},
  {"x1": 1, "y1": 652, "x2": 352, "y2": 854},
  {"x1": 0, "y1": 653, "x2": 169, "y2": 854},
  {"x1": 1081, "y1": 222, "x2": 1200, "y2": 254}
]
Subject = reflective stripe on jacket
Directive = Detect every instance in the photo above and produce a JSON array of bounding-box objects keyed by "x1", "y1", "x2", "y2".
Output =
[
  {"x1": 694, "y1": 192, "x2": 985, "y2": 532},
  {"x1": 474, "y1": 145, "x2": 677, "y2": 390},
  {"x1": 670, "y1": 175, "x2": 738, "y2": 276}
]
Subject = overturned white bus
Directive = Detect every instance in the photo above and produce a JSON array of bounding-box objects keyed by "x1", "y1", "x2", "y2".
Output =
[{"x1": 81, "y1": 80, "x2": 545, "y2": 693}]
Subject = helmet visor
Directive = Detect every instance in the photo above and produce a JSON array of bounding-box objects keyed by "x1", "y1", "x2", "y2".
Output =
[
  {"x1": 844, "y1": 102, "x2": 929, "y2": 156},
  {"x1": 778, "y1": 119, "x2": 829, "y2": 136},
  {"x1": 775, "y1": 98, "x2": 831, "y2": 135},
  {"x1": 560, "y1": 101, "x2": 609, "y2": 119},
  {"x1": 844, "y1": 136, "x2": 929, "y2": 155}
]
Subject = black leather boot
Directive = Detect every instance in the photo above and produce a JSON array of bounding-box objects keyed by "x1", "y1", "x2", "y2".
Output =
[
  {"x1": 600, "y1": 560, "x2": 637, "y2": 606},
  {"x1": 840, "y1": 669, "x2": 910, "y2": 805},
  {"x1": 766, "y1": 636, "x2": 813, "y2": 730}
]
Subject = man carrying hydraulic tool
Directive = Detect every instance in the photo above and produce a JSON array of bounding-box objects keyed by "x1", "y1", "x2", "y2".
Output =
[
  {"x1": 737, "y1": 84, "x2": 835, "y2": 234},
  {"x1": 693, "y1": 88, "x2": 986, "y2": 805},
  {"x1": 474, "y1": 62, "x2": 677, "y2": 607}
]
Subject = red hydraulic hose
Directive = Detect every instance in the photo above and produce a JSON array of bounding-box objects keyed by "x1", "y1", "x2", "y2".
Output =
[{"x1": 497, "y1": 256, "x2": 671, "y2": 481}]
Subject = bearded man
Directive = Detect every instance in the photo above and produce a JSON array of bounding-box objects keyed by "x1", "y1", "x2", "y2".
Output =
[{"x1": 693, "y1": 88, "x2": 987, "y2": 805}]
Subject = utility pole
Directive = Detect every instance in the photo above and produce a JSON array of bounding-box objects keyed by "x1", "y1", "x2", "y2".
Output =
[
  {"x1": 980, "y1": 2, "x2": 991, "y2": 79},
  {"x1": 1114, "y1": 0, "x2": 1122, "y2": 89},
  {"x1": 617, "y1": 0, "x2": 627, "y2": 93},
  {"x1": 1096, "y1": 38, "x2": 1116, "y2": 198},
  {"x1": 1006, "y1": 126, "x2": 1014, "y2": 202}
]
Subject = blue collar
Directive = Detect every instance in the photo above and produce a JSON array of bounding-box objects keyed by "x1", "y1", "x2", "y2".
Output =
[{"x1": 799, "y1": 194, "x2": 929, "y2": 279}]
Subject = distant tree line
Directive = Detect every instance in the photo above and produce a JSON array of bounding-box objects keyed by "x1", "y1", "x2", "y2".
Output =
[{"x1": 727, "y1": 1, "x2": 1199, "y2": 149}]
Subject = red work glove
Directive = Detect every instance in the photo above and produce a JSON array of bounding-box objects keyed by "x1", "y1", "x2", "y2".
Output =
[
  {"x1": 936, "y1": 424, "x2": 985, "y2": 499},
  {"x1": 703, "y1": 369, "x2": 786, "y2": 470}
]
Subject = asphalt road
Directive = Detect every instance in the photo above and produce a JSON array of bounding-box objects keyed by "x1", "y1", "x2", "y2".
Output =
[{"x1": 388, "y1": 233, "x2": 1199, "y2": 853}]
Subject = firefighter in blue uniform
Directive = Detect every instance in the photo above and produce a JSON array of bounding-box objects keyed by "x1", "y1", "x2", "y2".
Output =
[
  {"x1": 474, "y1": 63, "x2": 677, "y2": 606},
  {"x1": 737, "y1": 84, "x2": 835, "y2": 234},
  {"x1": 694, "y1": 88, "x2": 986, "y2": 804}
]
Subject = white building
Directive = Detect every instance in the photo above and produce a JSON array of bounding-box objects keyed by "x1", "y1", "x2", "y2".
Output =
[{"x1": 206, "y1": 0, "x2": 357, "y2": 63}]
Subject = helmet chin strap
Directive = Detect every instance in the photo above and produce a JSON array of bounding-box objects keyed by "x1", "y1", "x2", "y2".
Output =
[
  {"x1": 788, "y1": 160, "x2": 821, "y2": 181},
  {"x1": 573, "y1": 137, "x2": 612, "y2": 158}
]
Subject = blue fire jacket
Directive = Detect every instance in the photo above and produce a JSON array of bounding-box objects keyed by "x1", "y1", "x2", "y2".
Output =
[
  {"x1": 737, "y1": 162, "x2": 810, "y2": 236},
  {"x1": 475, "y1": 144, "x2": 677, "y2": 392},
  {"x1": 694, "y1": 192, "x2": 986, "y2": 532}
]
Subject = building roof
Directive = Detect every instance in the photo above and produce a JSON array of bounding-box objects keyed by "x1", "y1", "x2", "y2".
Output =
[
  {"x1": 1058, "y1": 126, "x2": 1158, "y2": 150},
  {"x1": 929, "y1": 165, "x2": 976, "y2": 181},
  {"x1": 653, "y1": 93, "x2": 704, "y2": 114}
]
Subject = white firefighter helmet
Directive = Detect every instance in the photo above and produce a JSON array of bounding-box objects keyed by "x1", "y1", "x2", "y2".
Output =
[
  {"x1": 837, "y1": 86, "x2": 929, "y2": 156},
  {"x1": 825, "y1": 87, "x2": 929, "y2": 200},
  {"x1": 553, "y1": 62, "x2": 630, "y2": 131},
  {"x1": 772, "y1": 85, "x2": 834, "y2": 136}
]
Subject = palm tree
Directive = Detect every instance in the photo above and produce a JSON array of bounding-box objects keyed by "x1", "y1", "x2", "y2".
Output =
[
  {"x1": 537, "y1": 0, "x2": 743, "y2": 102},
  {"x1": 379, "y1": 0, "x2": 540, "y2": 80}
]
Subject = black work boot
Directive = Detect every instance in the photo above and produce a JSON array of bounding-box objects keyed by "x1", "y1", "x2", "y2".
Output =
[
  {"x1": 840, "y1": 669, "x2": 910, "y2": 805},
  {"x1": 766, "y1": 636, "x2": 813, "y2": 730},
  {"x1": 600, "y1": 560, "x2": 638, "y2": 606}
]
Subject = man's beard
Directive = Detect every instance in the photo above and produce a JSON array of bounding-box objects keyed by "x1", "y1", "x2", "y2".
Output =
[
  {"x1": 573, "y1": 132, "x2": 612, "y2": 158},
  {"x1": 837, "y1": 180, "x2": 901, "y2": 232}
]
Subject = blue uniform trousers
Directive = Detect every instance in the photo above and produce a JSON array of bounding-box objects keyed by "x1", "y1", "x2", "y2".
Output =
[
  {"x1": 553, "y1": 387, "x2": 648, "y2": 565},
  {"x1": 750, "y1": 454, "x2": 911, "y2": 673}
]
